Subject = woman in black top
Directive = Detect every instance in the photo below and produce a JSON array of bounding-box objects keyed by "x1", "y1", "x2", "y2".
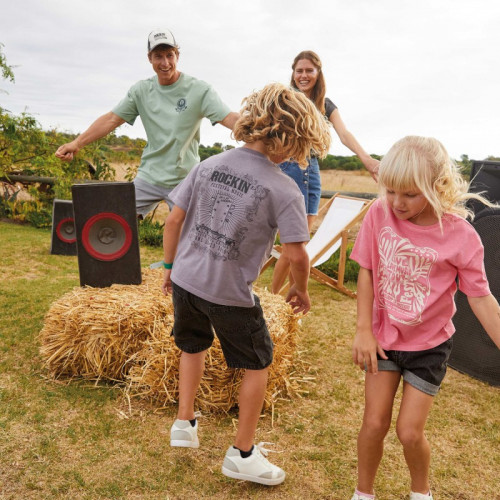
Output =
[{"x1": 273, "y1": 50, "x2": 379, "y2": 293}]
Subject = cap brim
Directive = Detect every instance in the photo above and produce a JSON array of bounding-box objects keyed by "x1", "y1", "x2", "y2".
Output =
[{"x1": 148, "y1": 41, "x2": 177, "y2": 52}]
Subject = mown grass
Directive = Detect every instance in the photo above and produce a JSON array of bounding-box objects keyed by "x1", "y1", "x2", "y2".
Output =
[{"x1": 0, "y1": 220, "x2": 498, "y2": 499}]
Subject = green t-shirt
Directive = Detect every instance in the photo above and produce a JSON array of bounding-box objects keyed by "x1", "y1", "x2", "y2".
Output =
[{"x1": 112, "y1": 73, "x2": 231, "y2": 188}]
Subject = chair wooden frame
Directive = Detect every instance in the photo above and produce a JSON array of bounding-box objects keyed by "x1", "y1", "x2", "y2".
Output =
[{"x1": 260, "y1": 193, "x2": 375, "y2": 298}]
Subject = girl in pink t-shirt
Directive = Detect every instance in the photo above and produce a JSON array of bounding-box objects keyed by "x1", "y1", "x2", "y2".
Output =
[{"x1": 349, "y1": 136, "x2": 500, "y2": 500}]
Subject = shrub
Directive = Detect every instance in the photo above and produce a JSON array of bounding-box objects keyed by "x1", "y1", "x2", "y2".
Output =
[
  {"x1": 316, "y1": 242, "x2": 360, "y2": 283},
  {"x1": 0, "y1": 185, "x2": 52, "y2": 228},
  {"x1": 138, "y1": 217, "x2": 163, "y2": 247}
]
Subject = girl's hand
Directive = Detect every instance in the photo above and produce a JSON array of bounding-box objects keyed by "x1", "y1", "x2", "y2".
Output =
[{"x1": 352, "y1": 330, "x2": 387, "y2": 374}]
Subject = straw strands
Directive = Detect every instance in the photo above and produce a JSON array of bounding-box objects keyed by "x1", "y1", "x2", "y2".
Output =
[{"x1": 39, "y1": 269, "x2": 302, "y2": 413}]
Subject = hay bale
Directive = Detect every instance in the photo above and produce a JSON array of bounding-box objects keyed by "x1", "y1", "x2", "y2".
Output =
[
  {"x1": 39, "y1": 269, "x2": 173, "y2": 380},
  {"x1": 39, "y1": 269, "x2": 301, "y2": 412}
]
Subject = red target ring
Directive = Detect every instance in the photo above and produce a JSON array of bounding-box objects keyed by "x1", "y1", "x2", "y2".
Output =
[
  {"x1": 82, "y1": 212, "x2": 132, "y2": 261},
  {"x1": 56, "y1": 217, "x2": 77, "y2": 243}
]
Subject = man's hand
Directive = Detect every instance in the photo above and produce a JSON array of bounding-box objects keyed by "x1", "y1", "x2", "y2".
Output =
[
  {"x1": 285, "y1": 284, "x2": 311, "y2": 315},
  {"x1": 55, "y1": 141, "x2": 79, "y2": 161}
]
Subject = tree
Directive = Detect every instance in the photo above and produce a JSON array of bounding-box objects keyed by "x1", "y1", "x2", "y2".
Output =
[
  {"x1": 199, "y1": 143, "x2": 224, "y2": 161},
  {"x1": 0, "y1": 43, "x2": 15, "y2": 91},
  {"x1": 458, "y1": 154, "x2": 472, "y2": 177},
  {"x1": 0, "y1": 43, "x2": 114, "y2": 226}
]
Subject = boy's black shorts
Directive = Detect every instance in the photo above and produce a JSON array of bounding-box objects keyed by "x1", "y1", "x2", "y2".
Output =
[{"x1": 171, "y1": 282, "x2": 274, "y2": 370}]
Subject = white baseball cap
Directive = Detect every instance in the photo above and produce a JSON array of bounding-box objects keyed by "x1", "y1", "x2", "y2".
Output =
[{"x1": 147, "y1": 28, "x2": 179, "y2": 52}]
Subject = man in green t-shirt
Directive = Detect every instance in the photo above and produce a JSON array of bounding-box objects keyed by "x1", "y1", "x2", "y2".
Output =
[{"x1": 55, "y1": 28, "x2": 239, "y2": 217}]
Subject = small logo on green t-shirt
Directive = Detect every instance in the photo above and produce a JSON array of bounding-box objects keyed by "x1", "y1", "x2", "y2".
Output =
[{"x1": 175, "y1": 98, "x2": 188, "y2": 113}]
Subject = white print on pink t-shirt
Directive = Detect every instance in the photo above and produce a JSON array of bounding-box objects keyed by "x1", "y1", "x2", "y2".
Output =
[{"x1": 377, "y1": 227, "x2": 438, "y2": 325}]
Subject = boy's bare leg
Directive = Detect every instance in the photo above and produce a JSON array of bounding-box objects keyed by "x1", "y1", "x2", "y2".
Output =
[
  {"x1": 233, "y1": 367, "x2": 269, "y2": 451},
  {"x1": 177, "y1": 350, "x2": 207, "y2": 420},
  {"x1": 357, "y1": 371, "x2": 400, "y2": 494},
  {"x1": 396, "y1": 382, "x2": 434, "y2": 495}
]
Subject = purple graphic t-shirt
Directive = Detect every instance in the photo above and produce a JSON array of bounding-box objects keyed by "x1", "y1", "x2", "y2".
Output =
[{"x1": 170, "y1": 147, "x2": 310, "y2": 307}]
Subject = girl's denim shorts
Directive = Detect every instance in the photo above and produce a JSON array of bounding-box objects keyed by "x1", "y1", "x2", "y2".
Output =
[{"x1": 376, "y1": 338, "x2": 453, "y2": 396}]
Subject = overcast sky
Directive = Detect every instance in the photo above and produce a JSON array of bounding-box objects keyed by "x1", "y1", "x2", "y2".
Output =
[{"x1": 1, "y1": 0, "x2": 499, "y2": 160}]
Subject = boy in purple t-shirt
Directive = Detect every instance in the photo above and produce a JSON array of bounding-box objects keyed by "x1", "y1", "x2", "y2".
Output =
[{"x1": 161, "y1": 83, "x2": 331, "y2": 486}]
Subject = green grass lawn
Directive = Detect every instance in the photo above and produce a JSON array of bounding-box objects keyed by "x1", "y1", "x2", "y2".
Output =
[{"x1": 0, "y1": 221, "x2": 498, "y2": 499}]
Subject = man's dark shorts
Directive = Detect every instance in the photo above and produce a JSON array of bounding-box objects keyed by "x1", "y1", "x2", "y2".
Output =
[
  {"x1": 376, "y1": 337, "x2": 453, "y2": 396},
  {"x1": 171, "y1": 283, "x2": 274, "y2": 370}
]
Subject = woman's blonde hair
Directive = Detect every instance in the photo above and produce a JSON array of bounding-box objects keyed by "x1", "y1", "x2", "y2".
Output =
[
  {"x1": 290, "y1": 50, "x2": 326, "y2": 114},
  {"x1": 233, "y1": 82, "x2": 331, "y2": 167},
  {"x1": 379, "y1": 136, "x2": 495, "y2": 225}
]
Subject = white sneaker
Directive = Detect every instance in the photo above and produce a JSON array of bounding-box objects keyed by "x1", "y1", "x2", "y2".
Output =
[
  {"x1": 351, "y1": 493, "x2": 374, "y2": 500},
  {"x1": 410, "y1": 492, "x2": 433, "y2": 500},
  {"x1": 170, "y1": 418, "x2": 199, "y2": 448},
  {"x1": 222, "y1": 442, "x2": 285, "y2": 486}
]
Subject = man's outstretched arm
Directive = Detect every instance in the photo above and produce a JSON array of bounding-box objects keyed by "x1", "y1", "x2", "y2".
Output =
[{"x1": 55, "y1": 111, "x2": 126, "y2": 161}]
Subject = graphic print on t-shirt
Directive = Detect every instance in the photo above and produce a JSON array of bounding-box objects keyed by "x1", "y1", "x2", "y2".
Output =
[
  {"x1": 377, "y1": 227, "x2": 438, "y2": 325},
  {"x1": 190, "y1": 164, "x2": 269, "y2": 261}
]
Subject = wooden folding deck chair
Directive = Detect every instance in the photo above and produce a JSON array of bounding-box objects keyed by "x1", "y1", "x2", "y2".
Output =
[{"x1": 261, "y1": 193, "x2": 375, "y2": 298}]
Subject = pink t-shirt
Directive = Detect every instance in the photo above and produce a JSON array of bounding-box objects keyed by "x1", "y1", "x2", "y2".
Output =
[{"x1": 350, "y1": 199, "x2": 490, "y2": 351}]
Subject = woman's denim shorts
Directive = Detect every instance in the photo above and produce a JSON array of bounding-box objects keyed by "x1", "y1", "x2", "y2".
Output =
[{"x1": 279, "y1": 157, "x2": 321, "y2": 215}]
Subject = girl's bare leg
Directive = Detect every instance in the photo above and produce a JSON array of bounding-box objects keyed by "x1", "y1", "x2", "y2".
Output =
[
  {"x1": 396, "y1": 382, "x2": 434, "y2": 494},
  {"x1": 356, "y1": 371, "x2": 401, "y2": 494}
]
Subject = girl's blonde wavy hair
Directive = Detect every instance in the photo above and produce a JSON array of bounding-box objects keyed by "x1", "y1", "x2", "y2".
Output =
[
  {"x1": 233, "y1": 83, "x2": 331, "y2": 167},
  {"x1": 379, "y1": 136, "x2": 495, "y2": 226}
]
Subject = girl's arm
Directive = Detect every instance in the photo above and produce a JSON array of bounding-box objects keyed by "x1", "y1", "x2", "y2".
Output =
[
  {"x1": 329, "y1": 109, "x2": 379, "y2": 182},
  {"x1": 352, "y1": 266, "x2": 387, "y2": 373},
  {"x1": 468, "y1": 294, "x2": 500, "y2": 349}
]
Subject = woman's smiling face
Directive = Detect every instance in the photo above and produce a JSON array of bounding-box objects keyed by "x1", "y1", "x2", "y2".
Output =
[{"x1": 293, "y1": 58, "x2": 319, "y2": 97}]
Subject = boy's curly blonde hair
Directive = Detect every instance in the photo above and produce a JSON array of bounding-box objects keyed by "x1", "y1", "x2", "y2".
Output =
[{"x1": 233, "y1": 83, "x2": 331, "y2": 167}]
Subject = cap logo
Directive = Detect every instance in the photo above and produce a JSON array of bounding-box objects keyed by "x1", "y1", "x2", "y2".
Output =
[{"x1": 154, "y1": 33, "x2": 166, "y2": 38}]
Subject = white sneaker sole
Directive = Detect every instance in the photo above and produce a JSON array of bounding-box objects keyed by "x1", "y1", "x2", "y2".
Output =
[
  {"x1": 221, "y1": 466, "x2": 285, "y2": 486},
  {"x1": 170, "y1": 439, "x2": 199, "y2": 448}
]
